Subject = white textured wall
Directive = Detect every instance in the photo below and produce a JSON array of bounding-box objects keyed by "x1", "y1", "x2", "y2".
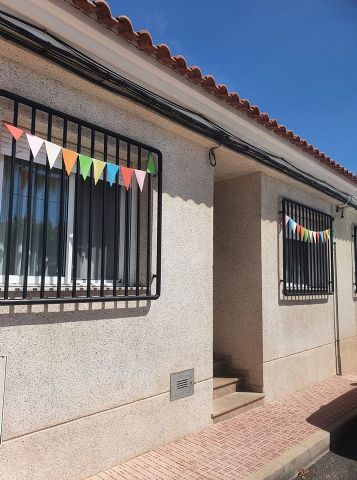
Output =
[
  {"x1": 0, "y1": 40, "x2": 213, "y2": 480},
  {"x1": 214, "y1": 168, "x2": 357, "y2": 402},
  {"x1": 213, "y1": 173, "x2": 263, "y2": 391},
  {"x1": 261, "y1": 172, "x2": 357, "y2": 400}
]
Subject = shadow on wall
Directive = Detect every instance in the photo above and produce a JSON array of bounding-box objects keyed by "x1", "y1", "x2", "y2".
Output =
[{"x1": 0, "y1": 300, "x2": 151, "y2": 327}]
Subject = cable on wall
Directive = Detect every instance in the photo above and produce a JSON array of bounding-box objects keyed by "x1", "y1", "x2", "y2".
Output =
[{"x1": 0, "y1": 9, "x2": 356, "y2": 208}]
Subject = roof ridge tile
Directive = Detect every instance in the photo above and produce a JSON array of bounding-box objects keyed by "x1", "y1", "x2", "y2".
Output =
[{"x1": 68, "y1": 0, "x2": 357, "y2": 184}]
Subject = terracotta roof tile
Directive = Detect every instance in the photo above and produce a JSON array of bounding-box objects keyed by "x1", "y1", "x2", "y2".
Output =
[{"x1": 69, "y1": 0, "x2": 357, "y2": 184}]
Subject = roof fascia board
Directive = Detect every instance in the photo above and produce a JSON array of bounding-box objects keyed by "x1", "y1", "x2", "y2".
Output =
[{"x1": 1, "y1": 0, "x2": 356, "y2": 199}]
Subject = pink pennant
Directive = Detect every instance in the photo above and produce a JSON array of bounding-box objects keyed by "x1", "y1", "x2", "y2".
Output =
[
  {"x1": 134, "y1": 169, "x2": 146, "y2": 192},
  {"x1": 26, "y1": 134, "x2": 44, "y2": 158},
  {"x1": 4, "y1": 122, "x2": 24, "y2": 141}
]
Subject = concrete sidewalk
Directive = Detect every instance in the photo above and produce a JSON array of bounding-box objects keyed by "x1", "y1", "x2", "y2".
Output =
[{"x1": 88, "y1": 374, "x2": 357, "y2": 480}]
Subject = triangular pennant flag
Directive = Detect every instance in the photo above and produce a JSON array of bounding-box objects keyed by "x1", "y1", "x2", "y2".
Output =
[
  {"x1": 296, "y1": 224, "x2": 301, "y2": 237},
  {"x1": 135, "y1": 169, "x2": 146, "y2": 192},
  {"x1": 121, "y1": 166, "x2": 134, "y2": 190},
  {"x1": 320, "y1": 231, "x2": 324, "y2": 242},
  {"x1": 26, "y1": 134, "x2": 44, "y2": 158},
  {"x1": 289, "y1": 218, "x2": 297, "y2": 233},
  {"x1": 304, "y1": 229, "x2": 309, "y2": 242},
  {"x1": 147, "y1": 153, "x2": 156, "y2": 174},
  {"x1": 313, "y1": 231, "x2": 317, "y2": 242},
  {"x1": 62, "y1": 149, "x2": 78, "y2": 175},
  {"x1": 44, "y1": 141, "x2": 62, "y2": 169},
  {"x1": 106, "y1": 163, "x2": 119, "y2": 186},
  {"x1": 309, "y1": 230, "x2": 314, "y2": 242},
  {"x1": 326, "y1": 229, "x2": 331, "y2": 240},
  {"x1": 300, "y1": 226, "x2": 305, "y2": 240},
  {"x1": 285, "y1": 215, "x2": 290, "y2": 225},
  {"x1": 316, "y1": 231, "x2": 320, "y2": 242},
  {"x1": 93, "y1": 159, "x2": 106, "y2": 185},
  {"x1": 4, "y1": 123, "x2": 24, "y2": 141},
  {"x1": 324, "y1": 230, "x2": 328, "y2": 241},
  {"x1": 79, "y1": 154, "x2": 93, "y2": 180}
]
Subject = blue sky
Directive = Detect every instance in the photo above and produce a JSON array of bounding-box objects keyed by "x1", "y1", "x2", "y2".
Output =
[{"x1": 110, "y1": 1, "x2": 357, "y2": 172}]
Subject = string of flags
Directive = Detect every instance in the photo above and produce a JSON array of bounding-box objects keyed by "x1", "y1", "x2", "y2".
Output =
[
  {"x1": 285, "y1": 215, "x2": 331, "y2": 243},
  {"x1": 2, "y1": 122, "x2": 157, "y2": 191}
]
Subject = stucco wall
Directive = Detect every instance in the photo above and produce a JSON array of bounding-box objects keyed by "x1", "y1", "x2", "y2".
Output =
[
  {"x1": 214, "y1": 169, "x2": 357, "y2": 402},
  {"x1": 213, "y1": 173, "x2": 263, "y2": 391},
  {"x1": 0, "y1": 41, "x2": 214, "y2": 480},
  {"x1": 261, "y1": 172, "x2": 357, "y2": 400}
]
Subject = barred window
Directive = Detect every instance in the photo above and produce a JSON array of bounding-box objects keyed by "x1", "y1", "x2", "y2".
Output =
[
  {"x1": 282, "y1": 198, "x2": 333, "y2": 296},
  {"x1": 0, "y1": 91, "x2": 162, "y2": 304}
]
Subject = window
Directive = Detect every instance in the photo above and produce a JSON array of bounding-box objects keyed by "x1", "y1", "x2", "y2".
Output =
[
  {"x1": 0, "y1": 91, "x2": 162, "y2": 304},
  {"x1": 282, "y1": 198, "x2": 333, "y2": 296}
]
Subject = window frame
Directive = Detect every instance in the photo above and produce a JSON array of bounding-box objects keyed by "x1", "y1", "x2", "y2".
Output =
[
  {"x1": 0, "y1": 90, "x2": 162, "y2": 305},
  {"x1": 282, "y1": 197, "x2": 334, "y2": 296}
]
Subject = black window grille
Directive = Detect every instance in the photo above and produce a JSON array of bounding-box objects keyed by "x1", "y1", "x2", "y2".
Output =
[
  {"x1": 282, "y1": 198, "x2": 334, "y2": 296},
  {"x1": 0, "y1": 91, "x2": 162, "y2": 304}
]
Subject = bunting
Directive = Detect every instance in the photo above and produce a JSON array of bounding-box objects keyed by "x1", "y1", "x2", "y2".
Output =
[
  {"x1": 4, "y1": 123, "x2": 24, "y2": 141},
  {"x1": 121, "y1": 166, "x2": 134, "y2": 190},
  {"x1": 62, "y1": 149, "x2": 78, "y2": 175},
  {"x1": 2, "y1": 122, "x2": 156, "y2": 192},
  {"x1": 135, "y1": 169, "x2": 146, "y2": 192},
  {"x1": 93, "y1": 159, "x2": 106, "y2": 185},
  {"x1": 147, "y1": 153, "x2": 156, "y2": 174},
  {"x1": 79, "y1": 155, "x2": 92, "y2": 180},
  {"x1": 106, "y1": 163, "x2": 120, "y2": 186},
  {"x1": 45, "y1": 141, "x2": 62, "y2": 169},
  {"x1": 285, "y1": 215, "x2": 331, "y2": 243},
  {"x1": 26, "y1": 134, "x2": 44, "y2": 158}
]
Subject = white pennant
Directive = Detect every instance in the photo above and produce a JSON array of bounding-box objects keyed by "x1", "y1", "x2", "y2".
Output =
[
  {"x1": 45, "y1": 141, "x2": 62, "y2": 169},
  {"x1": 26, "y1": 134, "x2": 44, "y2": 158}
]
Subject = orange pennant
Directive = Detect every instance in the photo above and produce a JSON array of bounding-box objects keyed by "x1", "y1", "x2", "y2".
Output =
[
  {"x1": 4, "y1": 122, "x2": 24, "y2": 141},
  {"x1": 296, "y1": 224, "x2": 301, "y2": 237},
  {"x1": 300, "y1": 226, "x2": 305, "y2": 240},
  {"x1": 316, "y1": 232, "x2": 319, "y2": 242},
  {"x1": 121, "y1": 166, "x2": 134, "y2": 190},
  {"x1": 62, "y1": 148, "x2": 78, "y2": 175}
]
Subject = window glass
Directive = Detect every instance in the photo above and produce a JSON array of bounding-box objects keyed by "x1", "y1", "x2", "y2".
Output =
[{"x1": 0, "y1": 156, "x2": 65, "y2": 278}]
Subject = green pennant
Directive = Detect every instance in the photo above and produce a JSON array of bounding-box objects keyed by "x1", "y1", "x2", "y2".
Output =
[
  {"x1": 304, "y1": 229, "x2": 309, "y2": 242},
  {"x1": 147, "y1": 153, "x2": 156, "y2": 174},
  {"x1": 79, "y1": 154, "x2": 93, "y2": 180}
]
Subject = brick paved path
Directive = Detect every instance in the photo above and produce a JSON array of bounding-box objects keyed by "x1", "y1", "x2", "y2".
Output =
[{"x1": 89, "y1": 374, "x2": 357, "y2": 480}]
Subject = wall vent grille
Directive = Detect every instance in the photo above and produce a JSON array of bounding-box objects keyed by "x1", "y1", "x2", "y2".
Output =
[{"x1": 170, "y1": 369, "x2": 194, "y2": 401}]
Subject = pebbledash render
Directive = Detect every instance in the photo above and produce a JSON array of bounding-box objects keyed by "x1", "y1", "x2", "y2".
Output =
[{"x1": 0, "y1": 1, "x2": 356, "y2": 480}]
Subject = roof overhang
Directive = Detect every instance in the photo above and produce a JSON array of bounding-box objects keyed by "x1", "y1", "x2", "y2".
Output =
[{"x1": 0, "y1": 0, "x2": 356, "y2": 207}]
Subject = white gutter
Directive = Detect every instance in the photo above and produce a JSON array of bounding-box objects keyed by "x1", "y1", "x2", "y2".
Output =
[{"x1": 1, "y1": 0, "x2": 356, "y2": 201}]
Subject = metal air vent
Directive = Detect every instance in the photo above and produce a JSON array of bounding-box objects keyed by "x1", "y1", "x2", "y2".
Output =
[{"x1": 170, "y1": 369, "x2": 194, "y2": 401}]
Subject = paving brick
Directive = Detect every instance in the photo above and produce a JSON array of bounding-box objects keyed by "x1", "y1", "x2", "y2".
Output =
[{"x1": 89, "y1": 374, "x2": 357, "y2": 480}]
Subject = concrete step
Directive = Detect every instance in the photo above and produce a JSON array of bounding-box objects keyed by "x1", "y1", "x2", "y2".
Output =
[
  {"x1": 212, "y1": 392, "x2": 265, "y2": 424},
  {"x1": 213, "y1": 377, "x2": 239, "y2": 399}
]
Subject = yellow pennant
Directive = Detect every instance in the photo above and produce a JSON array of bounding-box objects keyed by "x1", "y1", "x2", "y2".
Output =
[{"x1": 93, "y1": 159, "x2": 106, "y2": 185}]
